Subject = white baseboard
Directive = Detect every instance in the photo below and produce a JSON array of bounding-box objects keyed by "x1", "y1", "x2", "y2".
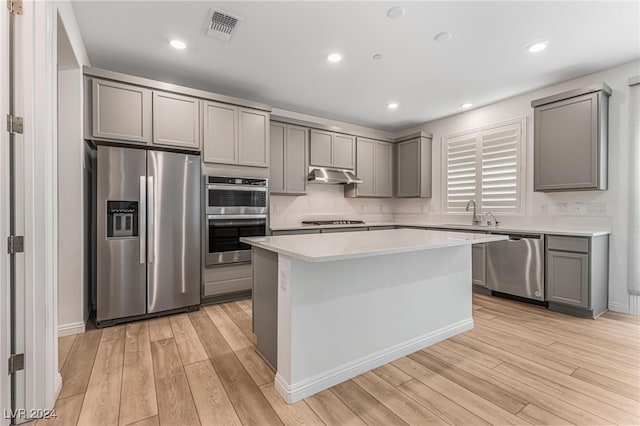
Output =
[
  {"x1": 630, "y1": 295, "x2": 640, "y2": 316},
  {"x1": 58, "y1": 321, "x2": 85, "y2": 336},
  {"x1": 54, "y1": 373, "x2": 63, "y2": 403},
  {"x1": 609, "y1": 302, "x2": 631, "y2": 315},
  {"x1": 275, "y1": 318, "x2": 474, "y2": 403}
]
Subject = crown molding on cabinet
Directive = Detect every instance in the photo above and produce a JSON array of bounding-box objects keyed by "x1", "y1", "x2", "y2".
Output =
[{"x1": 83, "y1": 66, "x2": 272, "y2": 112}]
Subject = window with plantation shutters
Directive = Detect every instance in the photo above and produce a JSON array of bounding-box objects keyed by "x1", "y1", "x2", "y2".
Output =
[{"x1": 443, "y1": 118, "x2": 525, "y2": 215}]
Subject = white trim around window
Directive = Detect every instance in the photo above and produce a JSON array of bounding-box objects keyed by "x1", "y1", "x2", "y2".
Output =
[{"x1": 441, "y1": 117, "x2": 526, "y2": 216}]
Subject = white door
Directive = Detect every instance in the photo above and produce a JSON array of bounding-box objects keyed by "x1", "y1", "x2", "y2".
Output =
[{"x1": 2, "y1": 1, "x2": 60, "y2": 423}]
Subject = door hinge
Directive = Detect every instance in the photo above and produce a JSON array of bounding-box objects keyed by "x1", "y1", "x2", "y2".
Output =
[
  {"x1": 8, "y1": 353, "x2": 24, "y2": 374},
  {"x1": 7, "y1": 0, "x2": 22, "y2": 15},
  {"x1": 7, "y1": 235, "x2": 23, "y2": 254},
  {"x1": 6, "y1": 114, "x2": 23, "y2": 134}
]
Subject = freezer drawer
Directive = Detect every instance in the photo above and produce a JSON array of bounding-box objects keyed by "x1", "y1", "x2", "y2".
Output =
[{"x1": 486, "y1": 234, "x2": 545, "y2": 301}]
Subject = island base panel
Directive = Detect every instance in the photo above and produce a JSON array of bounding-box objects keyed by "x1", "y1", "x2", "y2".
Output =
[{"x1": 275, "y1": 245, "x2": 473, "y2": 403}]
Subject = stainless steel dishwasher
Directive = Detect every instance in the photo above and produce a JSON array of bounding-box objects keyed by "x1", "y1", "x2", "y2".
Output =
[{"x1": 486, "y1": 233, "x2": 545, "y2": 301}]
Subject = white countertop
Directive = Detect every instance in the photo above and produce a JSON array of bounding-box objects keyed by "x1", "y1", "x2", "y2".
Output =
[
  {"x1": 400, "y1": 222, "x2": 611, "y2": 237},
  {"x1": 241, "y1": 229, "x2": 508, "y2": 263},
  {"x1": 269, "y1": 222, "x2": 610, "y2": 237}
]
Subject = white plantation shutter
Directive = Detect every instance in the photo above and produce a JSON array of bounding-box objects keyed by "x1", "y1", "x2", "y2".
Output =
[{"x1": 443, "y1": 118, "x2": 525, "y2": 215}]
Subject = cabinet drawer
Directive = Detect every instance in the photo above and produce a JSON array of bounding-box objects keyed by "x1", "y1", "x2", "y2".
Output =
[{"x1": 547, "y1": 236, "x2": 589, "y2": 253}]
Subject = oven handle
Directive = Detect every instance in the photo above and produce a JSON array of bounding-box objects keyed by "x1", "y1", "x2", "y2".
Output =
[
  {"x1": 207, "y1": 214, "x2": 267, "y2": 220},
  {"x1": 207, "y1": 184, "x2": 268, "y2": 192}
]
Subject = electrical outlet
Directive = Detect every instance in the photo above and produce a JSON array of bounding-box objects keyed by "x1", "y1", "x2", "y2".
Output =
[
  {"x1": 572, "y1": 202, "x2": 586, "y2": 216},
  {"x1": 555, "y1": 203, "x2": 568, "y2": 215},
  {"x1": 587, "y1": 202, "x2": 607, "y2": 215},
  {"x1": 429, "y1": 204, "x2": 436, "y2": 213},
  {"x1": 540, "y1": 203, "x2": 548, "y2": 215}
]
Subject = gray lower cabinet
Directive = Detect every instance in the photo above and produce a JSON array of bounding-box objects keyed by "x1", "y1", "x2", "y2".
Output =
[
  {"x1": 202, "y1": 263, "x2": 252, "y2": 298},
  {"x1": 545, "y1": 235, "x2": 609, "y2": 318},
  {"x1": 270, "y1": 122, "x2": 308, "y2": 195},
  {"x1": 203, "y1": 101, "x2": 269, "y2": 167},
  {"x1": 90, "y1": 78, "x2": 152, "y2": 144},
  {"x1": 310, "y1": 129, "x2": 355, "y2": 170},
  {"x1": 532, "y1": 84, "x2": 610, "y2": 191},
  {"x1": 345, "y1": 138, "x2": 393, "y2": 198},
  {"x1": 152, "y1": 91, "x2": 200, "y2": 150},
  {"x1": 396, "y1": 135, "x2": 432, "y2": 198}
]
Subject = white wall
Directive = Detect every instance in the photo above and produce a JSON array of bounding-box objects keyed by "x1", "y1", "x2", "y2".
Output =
[
  {"x1": 56, "y1": 1, "x2": 90, "y2": 336},
  {"x1": 396, "y1": 59, "x2": 640, "y2": 313}
]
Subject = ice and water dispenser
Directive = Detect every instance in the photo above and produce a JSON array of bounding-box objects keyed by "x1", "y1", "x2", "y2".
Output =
[{"x1": 106, "y1": 201, "x2": 139, "y2": 238}]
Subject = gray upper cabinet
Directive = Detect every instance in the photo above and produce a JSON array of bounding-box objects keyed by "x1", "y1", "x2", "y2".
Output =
[
  {"x1": 333, "y1": 134, "x2": 356, "y2": 170},
  {"x1": 203, "y1": 101, "x2": 238, "y2": 164},
  {"x1": 203, "y1": 102, "x2": 270, "y2": 167},
  {"x1": 309, "y1": 129, "x2": 334, "y2": 167},
  {"x1": 152, "y1": 91, "x2": 200, "y2": 150},
  {"x1": 396, "y1": 134, "x2": 432, "y2": 198},
  {"x1": 270, "y1": 122, "x2": 308, "y2": 195},
  {"x1": 239, "y1": 108, "x2": 270, "y2": 167},
  {"x1": 91, "y1": 79, "x2": 152, "y2": 144},
  {"x1": 532, "y1": 84, "x2": 610, "y2": 192},
  {"x1": 310, "y1": 129, "x2": 355, "y2": 170},
  {"x1": 346, "y1": 138, "x2": 392, "y2": 198}
]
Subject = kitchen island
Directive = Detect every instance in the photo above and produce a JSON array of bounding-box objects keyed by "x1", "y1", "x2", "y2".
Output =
[{"x1": 241, "y1": 229, "x2": 507, "y2": 403}]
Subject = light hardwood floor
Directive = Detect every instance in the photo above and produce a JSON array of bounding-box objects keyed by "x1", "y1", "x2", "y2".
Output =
[{"x1": 45, "y1": 294, "x2": 640, "y2": 426}]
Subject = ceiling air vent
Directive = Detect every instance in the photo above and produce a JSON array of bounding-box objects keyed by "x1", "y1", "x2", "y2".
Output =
[{"x1": 204, "y1": 8, "x2": 241, "y2": 42}]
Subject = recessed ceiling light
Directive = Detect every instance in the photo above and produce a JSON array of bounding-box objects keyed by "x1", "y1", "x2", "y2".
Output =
[
  {"x1": 327, "y1": 53, "x2": 342, "y2": 63},
  {"x1": 169, "y1": 39, "x2": 186, "y2": 50},
  {"x1": 461, "y1": 102, "x2": 473, "y2": 109},
  {"x1": 387, "y1": 102, "x2": 399, "y2": 110},
  {"x1": 387, "y1": 7, "x2": 405, "y2": 19},
  {"x1": 526, "y1": 40, "x2": 549, "y2": 53},
  {"x1": 373, "y1": 53, "x2": 383, "y2": 60},
  {"x1": 434, "y1": 32, "x2": 453, "y2": 43}
]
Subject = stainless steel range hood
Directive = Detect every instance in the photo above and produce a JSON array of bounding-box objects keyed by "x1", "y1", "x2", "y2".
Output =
[{"x1": 308, "y1": 167, "x2": 363, "y2": 185}]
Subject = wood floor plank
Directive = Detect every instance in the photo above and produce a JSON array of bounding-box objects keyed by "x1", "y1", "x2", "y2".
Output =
[
  {"x1": 119, "y1": 322, "x2": 158, "y2": 426},
  {"x1": 397, "y1": 379, "x2": 491, "y2": 426},
  {"x1": 392, "y1": 357, "x2": 529, "y2": 425},
  {"x1": 372, "y1": 363, "x2": 413, "y2": 387},
  {"x1": 495, "y1": 362, "x2": 640, "y2": 425},
  {"x1": 426, "y1": 344, "x2": 609, "y2": 425},
  {"x1": 151, "y1": 338, "x2": 200, "y2": 426},
  {"x1": 474, "y1": 315, "x2": 557, "y2": 346},
  {"x1": 184, "y1": 360, "x2": 242, "y2": 426},
  {"x1": 148, "y1": 317, "x2": 173, "y2": 342},
  {"x1": 235, "y1": 299, "x2": 253, "y2": 317},
  {"x1": 77, "y1": 337, "x2": 125, "y2": 426},
  {"x1": 517, "y1": 404, "x2": 574, "y2": 426},
  {"x1": 221, "y1": 302, "x2": 257, "y2": 344},
  {"x1": 548, "y1": 341, "x2": 640, "y2": 379},
  {"x1": 571, "y1": 367, "x2": 640, "y2": 401},
  {"x1": 168, "y1": 313, "x2": 208, "y2": 366},
  {"x1": 352, "y1": 371, "x2": 446, "y2": 425},
  {"x1": 59, "y1": 329, "x2": 102, "y2": 399},
  {"x1": 330, "y1": 380, "x2": 408, "y2": 426},
  {"x1": 305, "y1": 389, "x2": 365, "y2": 426},
  {"x1": 205, "y1": 305, "x2": 274, "y2": 386},
  {"x1": 36, "y1": 394, "x2": 83, "y2": 426},
  {"x1": 101, "y1": 324, "x2": 126, "y2": 342},
  {"x1": 126, "y1": 416, "x2": 159, "y2": 426},
  {"x1": 260, "y1": 383, "x2": 324, "y2": 426},
  {"x1": 151, "y1": 339, "x2": 200, "y2": 426},
  {"x1": 432, "y1": 339, "x2": 501, "y2": 369},
  {"x1": 58, "y1": 334, "x2": 76, "y2": 371},
  {"x1": 189, "y1": 309, "x2": 282, "y2": 426},
  {"x1": 409, "y1": 350, "x2": 527, "y2": 414}
]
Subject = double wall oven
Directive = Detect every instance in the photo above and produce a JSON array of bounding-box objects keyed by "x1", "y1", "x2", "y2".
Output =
[{"x1": 205, "y1": 176, "x2": 268, "y2": 267}]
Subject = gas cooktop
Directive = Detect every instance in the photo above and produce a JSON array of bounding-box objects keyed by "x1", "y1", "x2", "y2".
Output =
[{"x1": 301, "y1": 220, "x2": 366, "y2": 226}]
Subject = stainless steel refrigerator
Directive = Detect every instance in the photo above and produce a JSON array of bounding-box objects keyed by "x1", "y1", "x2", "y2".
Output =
[{"x1": 95, "y1": 145, "x2": 200, "y2": 326}]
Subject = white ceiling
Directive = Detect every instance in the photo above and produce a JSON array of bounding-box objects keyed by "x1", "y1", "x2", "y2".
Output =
[{"x1": 71, "y1": 1, "x2": 640, "y2": 131}]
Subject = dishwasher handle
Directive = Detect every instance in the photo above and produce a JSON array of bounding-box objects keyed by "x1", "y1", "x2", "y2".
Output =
[{"x1": 491, "y1": 232, "x2": 542, "y2": 240}]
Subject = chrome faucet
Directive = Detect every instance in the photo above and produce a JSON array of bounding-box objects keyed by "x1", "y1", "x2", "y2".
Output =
[
  {"x1": 484, "y1": 211, "x2": 499, "y2": 227},
  {"x1": 465, "y1": 200, "x2": 482, "y2": 226}
]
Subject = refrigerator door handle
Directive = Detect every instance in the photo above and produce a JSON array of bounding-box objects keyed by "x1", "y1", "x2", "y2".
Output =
[
  {"x1": 148, "y1": 176, "x2": 154, "y2": 264},
  {"x1": 139, "y1": 176, "x2": 146, "y2": 264}
]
